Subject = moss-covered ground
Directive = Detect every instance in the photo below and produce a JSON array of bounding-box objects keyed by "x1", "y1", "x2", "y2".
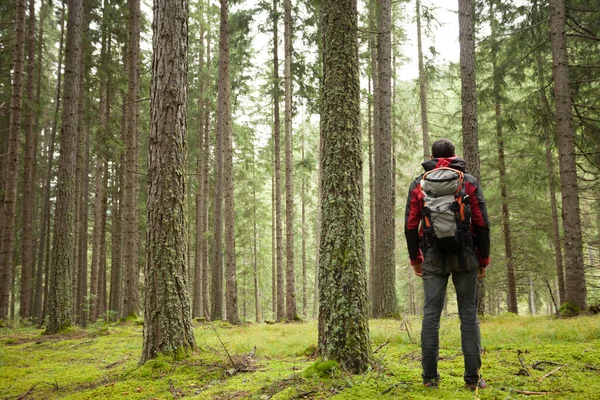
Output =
[{"x1": 1, "y1": 314, "x2": 599, "y2": 399}]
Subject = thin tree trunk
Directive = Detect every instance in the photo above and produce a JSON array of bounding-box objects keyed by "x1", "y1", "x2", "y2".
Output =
[
  {"x1": 283, "y1": 0, "x2": 296, "y2": 322},
  {"x1": 39, "y1": 3, "x2": 66, "y2": 325},
  {"x1": 141, "y1": 0, "x2": 196, "y2": 362},
  {"x1": 368, "y1": 0, "x2": 378, "y2": 307},
  {"x1": 273, "y1": 0, "x2": 285, "y2": 321},
  {"x1": 31, "y1": 0, "x2": 48, "y2": 321},
  {"x1": 416, "y1": 0, "x2": 429, "y2": 161},
  {"x1": 0, "y1": 0, "x2": 27, "y2": 320},
  {"x1": 47, "y1": 0, "x2": 83, "y2": 333},
  {"x1": 123, "y1": 0, "x2": 141, "y2": 319},
  {"x1": 19, "y1": 0, "x2": 38, "y2": 320},
  {"x1": 271, "y1": 152, "x2": 276, "y2": 319},
  {"x1": 212, "y1": 3, "x2": 226, "y2": 322},
  {"x1": 253, "y1": 179, "x2": 262, "y2": 323},
  {"x1": 548, "y1": 0, "x2": 586, "y2": 311},
  {"x1": 221, "y1": 0, "x2": 240, "y2": 325},
  {"x1": 109, "y1": 160, "x2": 123, "y2": 318},
  {"x1": 193, "y1": 27, "x2": 206, "y2": 319},
  {"x1": 202, "y1": 35, "x2": 211, "y2": 319},
  {"x1": 372, "y1": 0, "x2": 397, "y2": 318},
  {"x1": 301, "y1": 134, "x2": 307, "y2": 318},
  {"x1": 89, "y1": 158, "x2": 105, "y2": 322},
  {"x1": 319, "y1": 0, "x2": 371, "y2": 372},
  {"x1": 533, "y1": 1, "x2": 565, "y2": 304},
  {"x1": 490, "y1": 1, "x2": 517, "y2": 314},
  {"x1": 97, "y1": 161, "x2": 109, "y2": 319}
]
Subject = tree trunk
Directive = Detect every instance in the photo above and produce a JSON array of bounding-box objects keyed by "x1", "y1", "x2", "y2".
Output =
[
  {"x1": 221, "y1": 0, "x2": 240, "y2": 325},
  {"x1": 89, "y1": 158, "x2": 105, "y2": 322},
  {"x1": 96, "y1": 161, "x2": 109, "y2": 319},
  {"x1": 548, "y1": 0, "x2": 586, "y2": 311},
  {"x1": 39, "y1": 3, "x2": 65, "y2": 325},
  {"x1": 416, "y1": 0, "x2": 429, "y2": 161},
  {"x1": 109, "y1": 160, "x2": 123, "y2": 318},
  {"x1": 253, "y1": 180, "x2": 262, "y2": 323},
  {"x1": 271, "y1": 153, "x2": 276, "y2": 319},
  {"x1": 202, "y1": 35, "x2": 211, "y2": 319},
  {"x1": 283, "y1": 0, "x2": 296, "y2": 322},
  {"x1": 0, "y1": 0, "x2": 27, "y2": 320},
  {"x1": 458, "y1": 0, "x2": 484, "y2": 315},
  {"x1": 372, "y1": 0, "x2": 397, "y2": 318},
  {"x1": 368, "y1": 0, "x2": 378, "y2": 303},
  {"x1": 319, "y1": 0, "x2": 371, "y2": 373},
  {"x1": 47, "y1": 0, "x2": 83, "y2": 334},
  {"x1": 19, "y1": 0, "x2": 38, "y2": 320},
  {"x1": 533, "y1": 1, "x2": 565, "y2": 304},
  {"x1": 490, "y1": 1, "x2": 517, "y2": 314},
  {"x1": 141, "y1": 0, "x2": 196, "y2": 362},
  {"x1": 301, "y1": 134, "x2": 307, "y2": 318},
  {"x1": 272, "y1": 0, "x2": 285, "y2": 321},
  {"x1": 193, "y1": 27, "x2": 206, "y2": 319},
  {"x1": 123, "y1": 0, "x2": 141, "y2": 319}
]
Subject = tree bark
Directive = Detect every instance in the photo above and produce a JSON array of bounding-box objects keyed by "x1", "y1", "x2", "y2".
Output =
[
  {"x1": 19, "y1": 0, "x2": 38, "y2": 320},
  {"x1": 89, "y1": 158, "x2": 105, "y2": 322},
  {"x1": 458, "y1": 0, "x2": 484, "y2": 315},
  {"x1": 318, "y1": 0, "x2": 371, "y2": 373},
  {"x1": 416, "y1": 0, "x2": 429, "y2": 161},
  {"x1": 221, "y1": 0, "x2": 240, "y2": 325},
  {"x1": 141, "y1": 0, "x2": 196, "y2": 362},
  {"x1": 283, "y1": 0, "x2": 297, "y2": 322},
  {"x1": 301, "y1": 134, "x2": 307, "y2": 318},
  {"x1": 202, "y1": 36, "x2": 211, "y2": 319},
  {"x1": 123, "y1": 0, "x2": 141, "y2": 319},
  {"x1": 0, "y1": 0, "x2": 27, "y2": 320},
  {"x1": 109, "y1": 160, "x2": 123, "y2": 318},
  {"x1": 548, "y1": 0, "x2": 586, "y2": 311},
  {"x1": 253, "y1": 176, "x2": 262, "y2": 323},
  {"x1": 193, "y1": 26, "x2": 206, "y2": 319},
  {"x1": 368, "y1": 0, "x2": 378, "y2": 303},
  {"x1": 272, "y1": 0, "x2": 285, "y2": 321},
  {"x1": 39, "y1": 3, "x2": 66, "y2": 325},
  {"x1": 489, "y1": 1, "x2": 517, "y2": 314},
  {"x1": 97, "y1": 161, "x2": 109, "y2": 319},
  {"x1": 47, "y1": 0, "x2": 83, "y2": 334},
  {"x1": 372, "y1": 0, "x2": 397, "y2": 318}
]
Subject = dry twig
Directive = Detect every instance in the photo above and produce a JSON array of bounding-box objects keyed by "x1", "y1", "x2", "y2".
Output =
[
  {"x1": 538, "y1": 365, "x2": 564, "y2": 382},
  {"x1": 16, "y1": 385, "x2": 36, "y2": 400},
  {"x1": 373, "y1": 341, "x2": 389, "y2": 354},
  {"x1": 519, "y1": 358, "x2": 531, "y2": 376},
  {"x1": 211, "y1": 326, "x2": 237, "y2": 370}
]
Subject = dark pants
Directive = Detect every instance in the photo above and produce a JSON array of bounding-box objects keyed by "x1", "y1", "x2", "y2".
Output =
[{"x1": 421, "y1": 253, "x2": 481, "y2": 384}]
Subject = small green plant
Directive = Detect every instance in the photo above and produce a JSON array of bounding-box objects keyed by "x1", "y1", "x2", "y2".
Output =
[
  {"x1": 560, "y1": 302, "x2": 581, "y2": 317},
  {"x1": 303, "y1": 359, "x2": 339, "y2": 378}
]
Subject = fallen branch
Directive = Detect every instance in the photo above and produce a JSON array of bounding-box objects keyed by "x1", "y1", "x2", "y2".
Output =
[
  {"x1": 373, "y1": 341, "x2": 389, "y2": 354},
  {"x1": 519, "y1": 358, "x2": 531, "y2": 376},
  {"x1": 532, "y1": 361, "x2": 564, "y2": 370},
  {"x1": 211, "y1": 326, "x2": 237, "y2": 370},
  {"x1": 515, "y1": 389, "x2": 555, "y2": 395},
  {"x1": 399, "y1": 320, "x2": 414, "y2": 342},
  {"x1": 16, "y1": 384, "x2": 36, "y2": 400},
  {"x1": 538, "y1": 365, "x2": 564, "y2": 382}
]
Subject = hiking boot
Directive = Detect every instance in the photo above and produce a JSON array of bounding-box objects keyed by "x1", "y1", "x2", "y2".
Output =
[
  {"x1": 424, "y1": 379, "x2": 438, "y2": 389},
  {"x1": 465, "y1": 378, "x2": 486, "y2": 391}
]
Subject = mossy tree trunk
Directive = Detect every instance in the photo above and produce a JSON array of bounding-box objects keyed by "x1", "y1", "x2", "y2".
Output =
[
  {"x1": 0, "y1": 0, "x2": 27, "y2": 321},
  {"x1": 416, "y1": 0, "x2": 429, "y2": 161},
  {"x1": 141, "y1": 0, "x2": 196, "y2": 363},
  {"x1": 318, "y1": 0, "x2": 371, "y2": 374},
  {"x1": 548, "y1": 0, "x2": 586, "y2": 311},
  {"x1": 47, "y1": 0, "x2": 83, "y2": 334}
]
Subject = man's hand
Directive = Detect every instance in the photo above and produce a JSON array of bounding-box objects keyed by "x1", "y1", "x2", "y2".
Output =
[
  {"x1": 413, "y1": 263, "x2": 423, "y2": 277},
  {"x1": 478, "y1": 267, "x2": 486, "y2": 280}
]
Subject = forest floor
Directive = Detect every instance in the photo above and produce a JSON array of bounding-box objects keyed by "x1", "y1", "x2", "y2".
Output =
[{"x1": 1, "y1": 314, "x2": 599, "y2": 399}]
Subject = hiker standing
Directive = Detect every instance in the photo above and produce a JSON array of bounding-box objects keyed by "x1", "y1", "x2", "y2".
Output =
[{"x1": 404, "y1": 138, "x2": 490, "y2": 390}]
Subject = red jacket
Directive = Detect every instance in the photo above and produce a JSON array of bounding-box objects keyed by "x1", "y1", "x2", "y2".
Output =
[{"x1": 404, "y1": 157, "x2": 490, "y2": 267}]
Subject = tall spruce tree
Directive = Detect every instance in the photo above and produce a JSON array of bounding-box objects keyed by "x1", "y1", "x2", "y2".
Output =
[
  {"x1": 318, "y1": 0, "x2": 371, "y2": 373},
  {"x1": 141, "y1": 0, "x2": 196, "y2": 363}
]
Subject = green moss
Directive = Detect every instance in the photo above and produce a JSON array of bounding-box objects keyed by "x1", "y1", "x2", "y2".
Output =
[{"x1": 560, "y1": 302, "x2": 581, "y2": 317}]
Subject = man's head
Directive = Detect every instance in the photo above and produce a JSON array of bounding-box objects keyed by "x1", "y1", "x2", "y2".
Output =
[{"x1": 431, "y1": 138, "x2": 455, "y2": 158}]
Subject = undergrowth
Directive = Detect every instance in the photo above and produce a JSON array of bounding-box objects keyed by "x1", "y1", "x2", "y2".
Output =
[{"x1": 0, "y1": 315, "x2": 598, "y2": 399}]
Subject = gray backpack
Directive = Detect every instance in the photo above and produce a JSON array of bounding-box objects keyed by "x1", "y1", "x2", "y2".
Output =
[{"x1": 420, "y1": 167, "x2": 470, "y2": 250}]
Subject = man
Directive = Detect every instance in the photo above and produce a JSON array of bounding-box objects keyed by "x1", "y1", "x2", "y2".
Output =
[{"x1": 404, "y1": 138, "x2": 490, "y2": 390}]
